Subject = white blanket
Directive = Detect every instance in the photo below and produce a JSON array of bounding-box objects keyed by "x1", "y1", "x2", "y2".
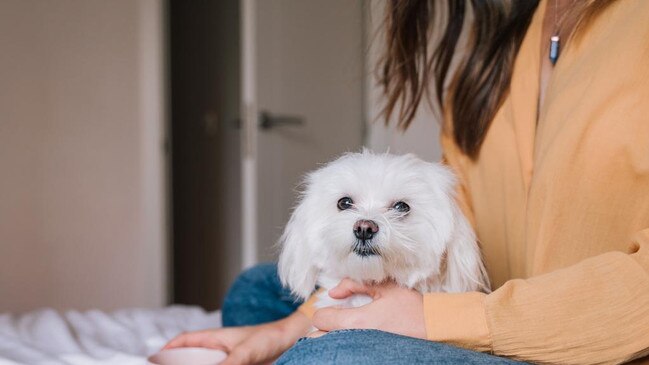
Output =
[{"x1": 0, "y1": 306, "x2": 221, "y2": 365}]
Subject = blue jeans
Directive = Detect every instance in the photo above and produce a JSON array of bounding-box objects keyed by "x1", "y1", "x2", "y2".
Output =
[{"x1": 222, "y1": 263, "x2": 525, "y2": 364}]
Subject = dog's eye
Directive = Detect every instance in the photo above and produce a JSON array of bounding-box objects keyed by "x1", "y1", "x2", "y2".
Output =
[
  {"x1": 337, "y1": 197, "x2": 354, "y2": 211},
  {"x1": 392, "y1": 201, "x2": 410, "y2": 213}
]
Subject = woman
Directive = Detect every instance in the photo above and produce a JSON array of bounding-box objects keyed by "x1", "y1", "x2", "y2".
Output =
[{"x1": 165, "y1": 0, "x2": 649, "y2": 363}]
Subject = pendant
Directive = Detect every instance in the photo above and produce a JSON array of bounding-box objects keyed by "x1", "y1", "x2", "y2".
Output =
[{"x1": 549, "y1": 35, "x2": 560, "y2": 65}]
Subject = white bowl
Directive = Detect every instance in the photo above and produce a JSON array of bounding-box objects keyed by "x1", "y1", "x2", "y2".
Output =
[{"x1": 147, "y1": 348, "x2": 227, "y2": 365}]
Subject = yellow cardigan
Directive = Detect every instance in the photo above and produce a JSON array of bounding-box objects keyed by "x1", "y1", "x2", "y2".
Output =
[{"x1": 302, "y1": 0, "x2": 649, "y2": 363}]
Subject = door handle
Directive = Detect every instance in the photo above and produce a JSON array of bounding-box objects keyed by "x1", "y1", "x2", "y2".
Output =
[
  {"x1": 233, "y1": 111, "x2": 305, "y2": 130},
  {"x1": 258, "y1": 111, "x2": 304, "y2": 130}
]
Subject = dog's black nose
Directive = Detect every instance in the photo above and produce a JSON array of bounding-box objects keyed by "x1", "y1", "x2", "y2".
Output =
[{"x1": 354, "y1": 220, "x2": 379, "y2": 241}]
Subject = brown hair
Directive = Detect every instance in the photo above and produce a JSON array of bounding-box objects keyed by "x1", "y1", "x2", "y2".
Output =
[{"x1": 380, "y1": 0, "x2": 616, "y2": 159}]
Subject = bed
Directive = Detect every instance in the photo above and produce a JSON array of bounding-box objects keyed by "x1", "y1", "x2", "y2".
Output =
[{"x1": 0, "y1": 306, "x2": 220, "y2": 365}]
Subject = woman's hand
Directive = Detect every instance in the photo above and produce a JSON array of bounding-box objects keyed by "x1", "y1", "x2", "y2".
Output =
[
  {"x1": 311, "y1": 278, "x2": 427, "y2": 340},
  {"x1": 163, "y1": 311, "x2": 311, "y2": 365}
]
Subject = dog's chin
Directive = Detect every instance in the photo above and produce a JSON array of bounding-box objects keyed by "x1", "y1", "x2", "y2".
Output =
[
  {"x1": 351, "y1": 241, "x2": 381, "y2": 258},
  {"x1": 353, "y1": 248, "x2": 379, "y2": 257}
]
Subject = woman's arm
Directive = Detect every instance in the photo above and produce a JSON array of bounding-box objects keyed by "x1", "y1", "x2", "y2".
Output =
[
  {"x1": 164, "y1": 311, "x2": 312, "y2": 365},
  {"x1": 311, "y1": 231, "x2": 649, "y2": 364},
  {"x1": 424, "y1": 229, "x2": 649, "y2": 364},
  {"x1": 427, "y1": 130, "x2": 649, "y2": 364}
]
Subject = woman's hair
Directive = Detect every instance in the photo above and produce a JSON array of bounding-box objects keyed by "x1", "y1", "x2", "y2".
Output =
[{"x1": 380, "y1": 0, "x2": 615, "y2": 159}]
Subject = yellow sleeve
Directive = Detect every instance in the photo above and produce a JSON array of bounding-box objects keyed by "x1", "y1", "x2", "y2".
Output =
[
  {"x1": 435, "y1": 125, "x2": 649, "y2": 363},
  {"x1": 423, "y1": 228, "x2": 649, "y2": 364}
]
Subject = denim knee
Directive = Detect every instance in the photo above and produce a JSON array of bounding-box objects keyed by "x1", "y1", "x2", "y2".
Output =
[
  {"x1": 276, "y1": 329, "x2": 525, "y2": 365},
  {"x1": 228, "y1": 263, "x2": 279, "y2": 292},
  {"x1": 222, "y1": 263, "x2": 301, "y2": 327},
  {"x1": 276, "y1": 330, "x2": 412, "y2": 365}
]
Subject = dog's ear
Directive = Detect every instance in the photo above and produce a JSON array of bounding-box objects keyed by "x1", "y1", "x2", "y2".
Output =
[
  {"x1": 443, "y1": 205, "x2": 491, "y2": 293},
  {"x1": 421, "y1": 161, "x2": 491, "y2": 293},
  {"x1": 278, "y1": 193, "x2": 319, "y2": 300}
]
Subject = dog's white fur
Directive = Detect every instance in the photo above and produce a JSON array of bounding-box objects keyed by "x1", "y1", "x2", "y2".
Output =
[{"x1": 278, "y1": 150, "x2": 490, "y2": 308}]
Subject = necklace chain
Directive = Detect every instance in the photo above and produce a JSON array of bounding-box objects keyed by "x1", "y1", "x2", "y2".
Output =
[
  {"x1": 550, "y1": 0, "x2": 577, "y2": 65},
  {"x1": 553, "y1": 0, "x2": 577, "y2": 35}
]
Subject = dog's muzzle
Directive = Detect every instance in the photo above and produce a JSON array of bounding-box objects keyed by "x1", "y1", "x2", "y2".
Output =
[{"x1": 352, "y1": 220, "x2": 380, "y2": 257}]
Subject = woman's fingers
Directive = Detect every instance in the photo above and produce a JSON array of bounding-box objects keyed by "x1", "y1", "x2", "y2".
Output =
[
  {"x1": 162, "y1": 331, "x2": 200, "y2": 349},
  {"x1": 222, "y1": 331, "x2": 282, "y2": 365},
  {"x1": 162, "y1": 329, "x2": 230, "y2": 351},
  {"x1": 328, "y1": 278, "x2": 375, "y2": 299},
  {"x1": 306, "y1": 330, "x2": 327, "y2": 338},
  {"x1": 161, "y1": 314, "x2": 309, "y2": 365},
  {"x1": 312, "y1": 306, "x2": 366, "y2": 332},
  {"x1": 220, "y1": 346, "x2": 252, "y2": 365}
]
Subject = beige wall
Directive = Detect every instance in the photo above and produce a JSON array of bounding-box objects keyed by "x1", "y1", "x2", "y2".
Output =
[{"x1": 0, "y1": 0, "x2": 167, "y2": 313}]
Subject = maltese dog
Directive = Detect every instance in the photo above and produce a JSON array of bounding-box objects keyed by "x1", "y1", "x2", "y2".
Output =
[{"x1": 278, "y1": 150, "x2": 490, "y2": 309}]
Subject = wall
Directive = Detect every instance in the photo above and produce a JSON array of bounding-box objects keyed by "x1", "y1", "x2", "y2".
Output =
[{"x1": 0, "y1": 0, "x2": 167, "y2": 313}]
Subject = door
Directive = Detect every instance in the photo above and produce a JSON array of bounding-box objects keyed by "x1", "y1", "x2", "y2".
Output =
[
  {"x1": 241, "y1": 0, "x2": 365, "y2": 267},
  {"x1": 170, "y1": 0, "x2": 242, "y2": 309}
]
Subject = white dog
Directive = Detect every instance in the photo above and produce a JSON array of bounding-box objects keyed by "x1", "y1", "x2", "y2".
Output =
[{"x1": 278, "y1": 150, "x2": 490, "y2": 309}]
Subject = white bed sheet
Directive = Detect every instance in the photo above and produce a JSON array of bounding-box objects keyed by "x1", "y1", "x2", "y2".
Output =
[{"x1": 0, "y1": 306, "x2": 221, "y2": 365}]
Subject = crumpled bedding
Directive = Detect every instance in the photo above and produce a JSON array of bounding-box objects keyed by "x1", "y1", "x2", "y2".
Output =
[{"x1": 0, "y1": 306, "x2": 221, "y2": 365}]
